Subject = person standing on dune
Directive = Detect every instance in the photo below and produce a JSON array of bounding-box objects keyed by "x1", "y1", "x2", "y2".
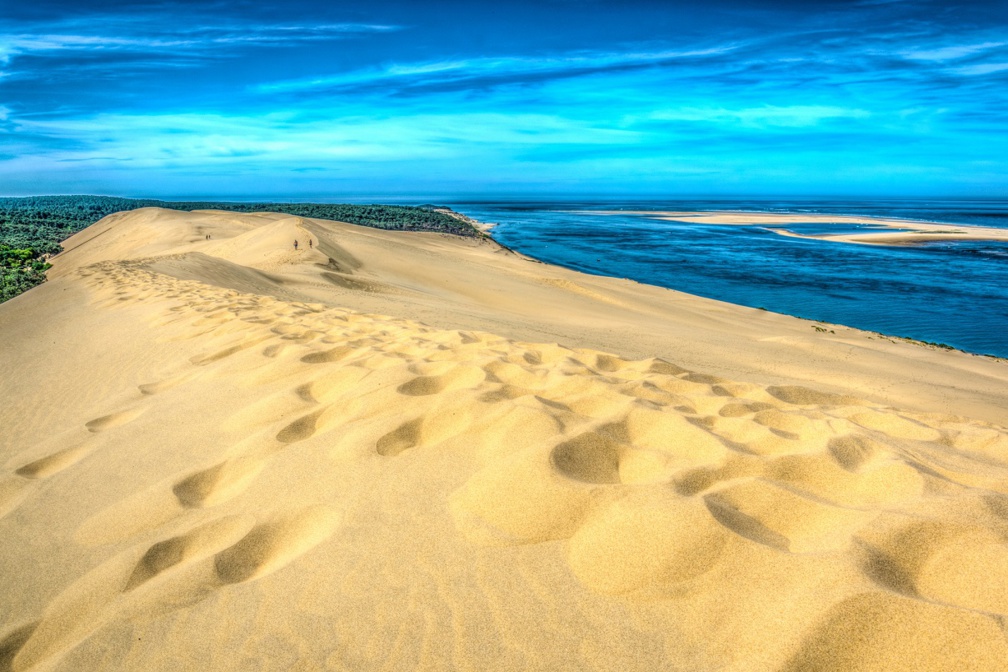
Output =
[{"x1": 294, "y1": 240, "x2": 299, "y2": 251}]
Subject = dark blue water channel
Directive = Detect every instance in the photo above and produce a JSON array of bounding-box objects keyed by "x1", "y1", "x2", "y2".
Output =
[{"x1": 451, "y1": 201, "x2": 1008, "y2": 358}]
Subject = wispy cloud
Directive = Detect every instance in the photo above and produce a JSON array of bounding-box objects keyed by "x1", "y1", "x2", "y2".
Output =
[
  {"x1": 902, "y1": 41, "x2": 1005, "y2": 62},
  {"x1": 10, "y1": 107, "x2": 639, "y2": 169},
  {"x1": 643, "y1": 106, "x2": 871, "y2": 129},
  {"x1": 0, "y1": 21, "x2": 401, "y2": 64},
  {"x1": 1, "y1": 0, "x2": 1006, "y2": 197},
  {"x1": 952, "y1": 62, "x2": 1008, "y2": 76},
  {"x1": 255, "y1": 46, "x2": 740, "y2": 95}
]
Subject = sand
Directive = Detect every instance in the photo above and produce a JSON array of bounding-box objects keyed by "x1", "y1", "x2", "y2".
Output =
[
  {"x1": 1, "y1": 207, "x2": 1007, "y2": 671},
  {"x1": 594, "y1": 210, "x2": 1008, "y2": 246}
]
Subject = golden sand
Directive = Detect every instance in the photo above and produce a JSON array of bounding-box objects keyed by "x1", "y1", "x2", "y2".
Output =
[{"x1": 1, "y1": 208, "x2": 1007, "y2": 670}]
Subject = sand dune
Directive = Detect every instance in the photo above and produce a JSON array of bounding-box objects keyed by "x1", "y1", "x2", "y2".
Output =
[{"x1": 2, "y1": 208, "x2": 1007, "y2": 670}]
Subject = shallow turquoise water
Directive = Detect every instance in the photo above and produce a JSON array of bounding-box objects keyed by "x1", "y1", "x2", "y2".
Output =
[{"x1": 452, "y1": 200, "x2": 1008, "y2": 358}]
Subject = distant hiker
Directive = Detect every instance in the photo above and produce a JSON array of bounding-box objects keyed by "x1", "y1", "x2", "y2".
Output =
[
  {"x1": 294, "y1": 240, "x2": 299, "y2": 251},
  {"x1": 309, "y1": 238, "x2": 313, "y2": 249}
]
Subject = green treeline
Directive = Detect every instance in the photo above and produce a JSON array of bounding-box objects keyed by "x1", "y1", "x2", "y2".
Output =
[
  {"x1": 1, "y1": 244, "x2": 52, "y2": 303},
  {"x1": 0, "y1": 195, "x2": 482, "y2": 303}
]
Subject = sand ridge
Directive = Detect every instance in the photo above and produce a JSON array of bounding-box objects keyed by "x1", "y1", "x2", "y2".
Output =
[{"x1": 2, "y1": 209, "x2": 1008, "y2": 670}]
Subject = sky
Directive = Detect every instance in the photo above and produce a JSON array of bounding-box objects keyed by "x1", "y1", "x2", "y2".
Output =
[{"x1": 1, "y1": 0, "x2": 1007, "y2": 200}]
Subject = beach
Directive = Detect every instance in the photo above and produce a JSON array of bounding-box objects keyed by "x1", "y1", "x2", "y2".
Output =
[{"x1": 2, "y1": 207, "x2": 1008, "y2": 670}]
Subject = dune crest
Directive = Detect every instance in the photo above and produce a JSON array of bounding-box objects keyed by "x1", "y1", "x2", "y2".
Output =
[{"x1": 2, "y1": 208, "x2": 1007, "y2": 670}]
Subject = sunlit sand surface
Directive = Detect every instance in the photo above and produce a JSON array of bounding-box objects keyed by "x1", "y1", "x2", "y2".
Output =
[{"x1": 2, "y1": 208, "x2": 1007, "y2": 670}]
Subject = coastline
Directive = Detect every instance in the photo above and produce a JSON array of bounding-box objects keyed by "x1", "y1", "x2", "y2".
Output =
[
  {"x1": 476, "y1": 205, "x2": 1008, "y2": 358},
  {"x1": 2, "y1": 208, "x2": 1007, "y2": 670}
]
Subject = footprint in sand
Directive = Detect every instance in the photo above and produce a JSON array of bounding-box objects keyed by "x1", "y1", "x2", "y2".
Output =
[
  {"x1": 827, "y1": 434, "x2": 886, "y2": 470},
  {"x1": 375, "y1": 417, "x2": 425, "y2": 456},
  {"x1": 76, "y1": 455, "x2": 268, "y2": 546},
  {"x1": 189, "y1": 335, "x2": 270, "y2": 366},
  {"x1": 703, "y1": 414, "x2": 816, "y2": 457},
  {"x1": 270, "y1": 323, "x2": 322, "y2": 343},
  {"x1": 0, "y1": 621, "x2": 38, "y2": 672},
  {"x1": 781, "y1": 592, "x2": 1008, "y2": 672},
  {"x1": 703, "y1": 479, "x2": 878, "y2": 553},
  {"x1": 275, "y1": 408, "x2": 327, "y2": 444},
  {"x1": 300, "y1": 345, "x2": 355, "y2": 364},
  {"x1": 261, "y1": 343, "x2": 288, "y2": 358},
  {"x1": 137, "y1": 370, "x2": 199, "y2": 396},
  {"x1": 0, "y1": 475, "x2": 34, "y2": 519},
  {"x1": 766, "y1": 451, "x2": 923, "y2": 508},
  {"x1": 591, "y1": 354, "x2": 630, "y2": 374},
  {"x1": 172, "y1": 456, "x2": 268, "y2": 509},
  {"x1": 548, "y1": 406, "x2": 732, "y2": 487},
  {"x1": 646, "y1": 358, "x2": 689, "y2": 376},
  {"x1": 449, "y1": 446, "x2": 598, "y2": 547},
  {"x1": 213, "y1": 505, "x2": 339, "y2": 583},
  {"x1": 671, "y1": 455, "x2": 764, "y2": 496},
  {"x1": 1, "y1": 435, "x2": 98, "y2": 519},
  {"x1": 765, "y1": 385, "x2": 863, "y2": 407},
  {"x1": 856, "y1": 519, "x2": 1008, "y2": 615},
  {"x1": 717, "y1": 400, "x2": 777, "y2": 417},
  {"x1": 293, "y1": 382, "x2": 317, "y2": 403},
  {"x1": 84, "y1": 407, "x2": 146, "y2": 433},
  {"x1": 15, "y1": 444, "x2": 93, "y2": 479},
  {"x1": 14, "y1": 508, "x2": 337, "y2": 671},
  {"x1": 124, "y1": 515, "x2": 255, "y2": 590},
  {"x1": 482, "y1": 359, "x2": 548, "y2": 389},
  {"x1": 396, "y1": 365, "x2": 485, "y2": 396},
  {"x1": 568, "y1": 491, "x2": 729, "y2": 595},
  {"x1": 222, "y1": 389, "x2": 315, "y2": 434},
  {"x1": 375, "y1": 405, "x2": 476, "y2": 457},
  {"x1": 549, "y1": 431, "x2": 624, "y2": 484}
]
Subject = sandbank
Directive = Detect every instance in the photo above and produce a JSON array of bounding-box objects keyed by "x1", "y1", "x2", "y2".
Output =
[{"x1": 591, "y1": 209, "x2": 1008, "y2": 246}]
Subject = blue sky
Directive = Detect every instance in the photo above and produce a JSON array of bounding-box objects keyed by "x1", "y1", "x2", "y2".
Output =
[{"x1": 1, "y1": 0, "x2": 1007, "y2": 200}]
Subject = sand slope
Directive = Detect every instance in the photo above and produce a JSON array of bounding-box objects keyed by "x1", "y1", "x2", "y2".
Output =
[{"x1": 2, "y1": 208, "x2": 1007, "y2": 671}]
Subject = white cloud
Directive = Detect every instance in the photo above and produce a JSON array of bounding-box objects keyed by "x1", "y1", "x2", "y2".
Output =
[
  {"x1": 902, "y1": 41, "x2": 1005, "y2": 61},
  {"x1": 10, "y1": 107, "x2": 638, "y2": 170},
  {"x1": 0, "y1": 23, "x2": 401, "y2": 63},
  {"x1": 645, "y1": 105, "x2": 871, "y2": 128},
  {"x1": 952, "y1": 62, "x2": 1008, "y2": 76},
  {"x1": 254, "y1": 45, "x2": 740, "y2": 94}
]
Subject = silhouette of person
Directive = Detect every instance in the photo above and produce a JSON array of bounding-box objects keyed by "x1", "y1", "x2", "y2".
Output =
[
  {"x1": 309, "y1": 238, "x2": 313, "y2": 249},
  {"x1": 294, "y1": 240, "x2": 299, "y2": 250}
]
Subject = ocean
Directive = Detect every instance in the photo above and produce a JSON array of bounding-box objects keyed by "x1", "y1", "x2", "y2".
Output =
[{"x1": 450, "y1": 199, "x2": 1008, "y2": 359}]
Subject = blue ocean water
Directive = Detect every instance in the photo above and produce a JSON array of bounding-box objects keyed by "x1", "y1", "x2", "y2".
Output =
[{"x1": 451, "y1": 200, "x2": 1008, "y2": 358}]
